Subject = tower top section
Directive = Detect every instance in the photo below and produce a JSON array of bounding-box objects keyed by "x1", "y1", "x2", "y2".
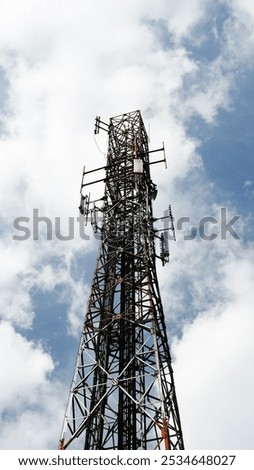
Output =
[{"x1": 80, "y1": 110, "x2": 175, "y2": 264}]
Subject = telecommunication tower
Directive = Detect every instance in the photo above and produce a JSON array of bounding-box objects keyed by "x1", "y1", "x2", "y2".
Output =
[{"x1": 59, "y1": 110, "x2": 184, "y2": 450}]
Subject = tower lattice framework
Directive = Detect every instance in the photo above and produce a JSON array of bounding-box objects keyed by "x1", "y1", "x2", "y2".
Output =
[{"x1": 59, "y1": 110, "x2": 184, "y2": 450}]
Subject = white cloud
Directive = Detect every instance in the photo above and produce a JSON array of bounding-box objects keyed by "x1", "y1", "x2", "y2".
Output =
[
  {"x1": 0, "y1": 400, "x2": 63, "y2": 450},
  {"x1": 0, "y1": 240, "x2": 34, "y2": 327},
  {"x1": 173, "y1": 246, "x2": 254, "y2": 449},
  {"x1": 170, "y1": 1, "x2": 210, "y2": 40},
  {"x1": 229, "y1": 0, "x2": 254, "y2": 21},
  {"x1": 0, "y1": 321, "x2": 67, "y2": 449},
  {"x1": 0, "y1": 322, "x2": 53, "y2": 409},
  {"x1": 220, "y1": 0, "x2": 254, "y2": 66},
  {"x1": 180, "y1": 62, "x2": 232, "y2": 123}
]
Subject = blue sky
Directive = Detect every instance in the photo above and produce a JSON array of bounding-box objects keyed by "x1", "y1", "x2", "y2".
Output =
[{"x1": 0, "y1": 0, "x2": 254, "y2": 450}]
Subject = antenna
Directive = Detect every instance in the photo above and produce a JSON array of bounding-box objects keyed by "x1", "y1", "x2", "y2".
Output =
[{"x1": 94, "y1": 116, "x2": 109, "y2": 134}]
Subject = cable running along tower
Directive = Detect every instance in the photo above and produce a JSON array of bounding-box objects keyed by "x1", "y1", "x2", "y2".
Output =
[{"x1": 59, "y1": 110, "x2": 184, "y2": 450}]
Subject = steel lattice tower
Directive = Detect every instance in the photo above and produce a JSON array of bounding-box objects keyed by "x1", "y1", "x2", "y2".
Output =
[{"x1": 59, "y1": 110, "x2": 184, "y2": 450}]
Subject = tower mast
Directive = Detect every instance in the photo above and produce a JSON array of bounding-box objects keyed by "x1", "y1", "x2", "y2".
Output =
[{"x1": 59, "y1": 110, "x2": 184, "y2": 450}]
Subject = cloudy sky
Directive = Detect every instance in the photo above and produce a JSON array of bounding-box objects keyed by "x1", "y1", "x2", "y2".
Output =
[{"x1": 0, "y1": 0, "x2": 254, "y2": 450}]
